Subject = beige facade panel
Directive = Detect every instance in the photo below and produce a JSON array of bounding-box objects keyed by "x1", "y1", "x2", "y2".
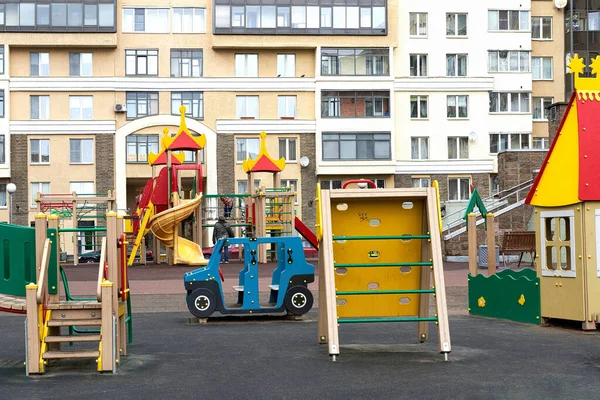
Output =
[
  {"x1": 10, "y1": 92, "x2": 117, "y2": 121},
  {"x1": 5, "y1": 33, "x2": 117, "y2": 48},
  {"x1": 204, "y1": 49, "x2": 316, "y2": 78},
  {"x1": 10, "y1": 48, "x2": 117, "y2": 78}
]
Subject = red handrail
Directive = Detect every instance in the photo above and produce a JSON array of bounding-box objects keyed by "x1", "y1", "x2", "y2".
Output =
[
  {"x1": 342, "y1": 179, "x2": 377, "y2": 189},
  {"x1": 119, "y1": 233, "x2": 129, "y2": 301}
]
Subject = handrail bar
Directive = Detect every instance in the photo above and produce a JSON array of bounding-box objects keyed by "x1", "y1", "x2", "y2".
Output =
[
  {"x1": 35, "y1": 239, "x2": 51, "y2": 303},
  {"x1": 96, "y1": 237, "x2": 107, "y2": 302}
]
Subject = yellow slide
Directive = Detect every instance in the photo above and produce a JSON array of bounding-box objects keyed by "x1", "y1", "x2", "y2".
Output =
[{"x1": 148, "y1": 194, "x2": 208, "y2": 266}]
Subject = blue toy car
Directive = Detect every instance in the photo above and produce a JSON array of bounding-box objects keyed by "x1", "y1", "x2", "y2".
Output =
[{"x1": 184, "y1": 236, "x2": 315, "y2": 318}]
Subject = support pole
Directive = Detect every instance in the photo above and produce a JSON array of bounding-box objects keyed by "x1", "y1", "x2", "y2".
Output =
[
  {"x1": 105, "y1": 212, "x2": 120, "y2": 365},
  {"x1": 117, "y1": 213, "x2": 126, "y2": 357},
  {"x1": 26, "y1": 284, "x2": 41, "y2": 374},
  {"x1": 72, "y1": 193, "x2": 78, "y2": 266},
  {"x1": 35, "y1": 213, "x2": 47, "y2": 281},
  {"x1": 100, "y1": 281, "x2": 114, "y2": 372},
  {"x1": 486, "y1": 213, "x2": 496, "y2": 275},
  {"x1": 468, "y1": 213, "x2": 477, "y2": 276}
]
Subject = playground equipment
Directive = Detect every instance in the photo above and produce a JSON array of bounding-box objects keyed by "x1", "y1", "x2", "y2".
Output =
[
  {"x1": 0, "y1": 213, "x2": 131, "y2": 374},
  {"x1": 525, "y1": 54, "x2": 600, "y2": 330},
  {"x1": 316, "y1": 183, "x2": 451, "y2": 361}
]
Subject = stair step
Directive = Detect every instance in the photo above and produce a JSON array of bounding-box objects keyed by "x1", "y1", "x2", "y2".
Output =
[
  {"x1": 45, "y1": 335, "x2": 101, "y2": 343},
  {"x1": 48, "y1": 319, "x2": 101, "y2": 327},
  {"x1": 43, "y1": 350, "x2": 100, "y2": 359}
]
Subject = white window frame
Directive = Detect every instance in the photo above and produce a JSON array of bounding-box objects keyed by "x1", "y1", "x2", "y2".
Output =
[
  {"x1": 488, "y1": 50, "x2": 530, "y2": 72},
  {"x1": 533, "y1": 97, "x2": 554, "y2": 121},
  {"x1": 532, "y1": 57, "x2": 553, "y2": 80},
  {"x1": 532, "y1": 16, "x2": 552, "y2": 40},
  {"x1": 447, "y1": 136, "x2": 469, "y2": 160},
  {"x1": 411, "y1": 177, "x2": 430, "y2": 188},
  {"x1": 122, "y1": 8, "x2": 169, "y2": 33},
  {"x1": 30, "y1": 138, "x2": 50, "y2": 164},
  {"x1": 488, "y1": 10, "x2": 530, "y2": 31},
  {"x1": 235, "y1": 54, "x2": 258, "y2": 77},
  {"x1": 172, "y1": 8, "x2": 206, "y2": 33},
  {"x1": 70, "y1": 138, "x2": 94, "y2": 164},
  {"x1": 489, "y1": 133, "x2": 531, "y2": 154},
  {"x1": 320, "y1": 180, "x2": 342, "y2": 190},
  {"x1": 236, "y1": 137, "x2": 260, "y2": 163},
  {"x1": 125, "y1": 49, "x2": 158, "y2": 76},
  {"x1": 409, "y1": 12, "x2": 427, "y2": 37},
  {"x1": 30, "y1": 52, "x2": 50, "y2": 76},
  {"x1": 410, "y1": 95, "x2": 428, "y2": 119},
  {"x1": 31, "y1": 182, "x2": 50, "y2": 208},
  {"x1": 446, "y1": 54, "x2": 467, "y2": 77},
  {"x1": 278, "y1": 137, "x2": 297, "y2": 162},
  {"x1": 69, "y1": 52, "x2": 93, "y2": 77},
  {"x1": 540, "y1": 210, "x2": 576, "y2": 278},
  {"x1": 69, "y1": 96, "x2": 93, "y2": 120},
  {"x1": 281, "y1": 179, "x2": 299, "y2": 204},
  {"x1": 278, "y1": 96, "x2": 296, "y2": 118},
  {"x1": 236, "y1": 96, "x2": 259, "y2": 119},
  {"x1": 533, "y1": 137, "x2": 550, "y2": 149},
  {"x1": 70, "y1": 181, "x2": 95, "y2": 197},
  {"x1": 277, "y1": 54, "x2": 295, "y2": 77},
  {"x1": 0, "y1": 184, "x2": 6, "y2": 209},
  {"x1": 409, "y1": 54, "x2": 427, "y2": 77},
  {"x1": 448, "y1": 177, "x2": 471, "y2": 201},
  {"x1": 489, "y1": 92, "x2": 531, "y2": 114},
  {"x1": 30, "y1": 95, "x2": 50, "y2": 120},
  {"x1": 446, "y1": 13, "x2": 467, "y2": 37},
  {"x1": 447, "y1": 95, "x2": 469, "y2": 119},
  {"x1": 410, "y1": 137, "x2": 429, "y2": 160}
]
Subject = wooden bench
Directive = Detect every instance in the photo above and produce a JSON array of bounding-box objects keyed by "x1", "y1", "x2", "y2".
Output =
[{"x1": 500, "y1": 231, "x2": 536, "y2": 268}]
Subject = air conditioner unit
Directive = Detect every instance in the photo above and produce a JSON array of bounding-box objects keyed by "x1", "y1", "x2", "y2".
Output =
[{"x1": 114, "y1": 104, "x2": 127, "y2": 112}]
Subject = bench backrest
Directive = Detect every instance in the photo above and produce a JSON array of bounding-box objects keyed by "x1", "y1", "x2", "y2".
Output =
[{"x1": 502, "y1": 231, "x2": 536, "y2": 252}]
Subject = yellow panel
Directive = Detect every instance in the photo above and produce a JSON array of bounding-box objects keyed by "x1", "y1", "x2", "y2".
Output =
[
  {"x1": 529, "y1": 102, "x2": 580, "y2": 207},
  {"x1": 331, "y1": 197, "x2": 425, "y2": 318}
]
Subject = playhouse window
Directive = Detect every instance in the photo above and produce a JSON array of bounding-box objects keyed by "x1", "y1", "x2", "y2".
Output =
[{"x1": 541, "y1": 212, "x2": 575, "y2": 277}]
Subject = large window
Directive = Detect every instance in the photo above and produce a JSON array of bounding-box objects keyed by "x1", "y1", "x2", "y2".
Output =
[
  {"x1": 279, "y1": 138, "x2": 297, "y2": 162},
  {"x1": 489, "y1": 133, "x2": 530, "y2": 153},
  {"x1": 172, "y1": 8, "x2": 205, "y2": 33},
  {"x1": 410, "y1": 95, "x2": 428, "y2": 119},
  {"x1": 236, "y1": 96, "x2": 259, "y2": 118},
  {"x1": 0, "y1": 184, "x2": 5, "y2": 207},
  {"x1": 69, "y1": 96, "x2": 93, "y2": 120},
  {"x1": 0, "y1": 1, "x2": 115, "y2": 31},
  {"x1": 489, "y1": 92, "x2": 530, "y2": 113},
  {"x1": 320, "y1": 180, "x2": 342, "y2": 190},
  {"x1": 411, "y1": 137, "x2": 429, "y2": 160},
  {"x1": 122, "y1": 8, "x2": 169, "y2": 33},
  {"x1": 0, "y1": 46, "x2": 5, "y2": 74},
  {"x1": 446, "y1": 13, "x2": 467, "y2": 36},
  {"x1": 69, "y1": 53, "x2": 93, "y2": 77},
  {"x1": 170, "y1": 49, "x2": 203, "y2": 77},
  {"x1": 30, "y1": 96, "x2": 50, "y2": 120},
  {"x1": 410, "y1": 54, "x2": 427, "y2": 77},
  {"x1": 322, "y1": 133, "x2": 391, "y2": 160},
  {"x1": 446, "y1": 54, "x2": 467, "y2": 77},
  {"x1": 281, "y1": 179, "x2": 299, "y2": 204},
  {"x1": 448, "y1": 177, "x2": 470, "y2": 201},
  {"x1": 0, "y1": 135, "x2": 4, "y2": 164},
  {"x1": 30, "y1": 139, "x2": 50, "y2": 164},
  {"x1": 30, "y1": 52, "x2": 49, "y2": 76},
  {"x1": 533, "y1": 137, "x2": 550, "y2": 149},
  {"x1": 0, "y1": 90, "x2": 3, "y2": 117},
  {"x1": 321, "y1": 48, "x2": 389, "y2": 76},
  {"x1": 448, "y1": 137, "x2": 468, "y2": 160},
  {"x1": 532, "y1": 57, "x2": 552, "y2": 80},
  {"x1": 171, "y1": 92, "x2": 203, "y2": 119},
  {"x1": 412, "y1": 177, "x2": 430, "y2": 188},
  {"x1": 70, "y1": 139, "x2": 94, "y2": 164},
  {"x1": 70, "y1": 181, "x2": 94, "y2": 196},
  {"x1": 278, "y1": 96, "x2": 296, "y2": 118},
  {"x1": 321, "y1": 91, "x2": 389, "y2": 118},
  {"x1": 488, "y1": 51, "x2": 530, "y2": 72},
  {"x1": 31, "y1": 182, "x2": 50, "y2": 208},
  {"x1": 409, "y1": 12, "x2": 427, "y2": 36},
  {"x1": 277, "y1": 54, "x2": 295, "y2": 77},
  {"x1": 126, "y1": 134, "x2": 159, "y2": 163},
  {"x1": 126, "y1": 92, "x2": 159, "y2": 119},
  {"x1": 447, "y1": 95, "x2": 468, "y2": 118},
  {"x1": 532, "y1": 16, "x2": 552, "y2": 40},
  {"x1": 235, "y1": 54, "x2": 258, "y2": 77},
  {"x1": 125, "y1": 49, "x2": 158, "y2": 76},
  {"x1": 533, "y1": 97, "x2": 553, "y2": 121},
  {"x1": 236, "y1": 138, "x2": 260, "y2": 162},
  {"x1": 213, "y1": 3, "x2": 386, "y2": 34},
  {"x1": 488, "y1": 10, "x2": 530, "y2": 31}
]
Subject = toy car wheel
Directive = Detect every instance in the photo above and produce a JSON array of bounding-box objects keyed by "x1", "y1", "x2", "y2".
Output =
[
  {"x1": 284, "y1": 286, "x2": 313, "y2": 315},
  {"x1": 187, "y1": 288, "x2": 217, "y2": 318}
]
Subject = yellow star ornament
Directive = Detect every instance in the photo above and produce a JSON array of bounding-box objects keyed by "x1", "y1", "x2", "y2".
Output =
[
  {"x1": 590, "y1": 56, "x2": 600, "y2": 76},
  {"x1": 567, "y1": 54, "x2": 586, "y2": 75}
]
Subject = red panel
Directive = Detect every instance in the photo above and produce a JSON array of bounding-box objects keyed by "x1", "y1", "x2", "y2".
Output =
[
  {"x1": 151, "y1": 167, "x2": 169, "y2": 206},
  {"x1": 251, "y1": 156, "x2": 282, "y2": 172},
  {"x1": 151, "y1": 152, "x2": 183, "y2": 166},
  {"x1": 294, "y1": 217, "x2": 318, "y2": 249},
  {"x1": 168, "y1": 133, "x2": 203, "y2": 151},
  {"x1": 577, "y1": 95, "x2": 600, "y2": 200}
]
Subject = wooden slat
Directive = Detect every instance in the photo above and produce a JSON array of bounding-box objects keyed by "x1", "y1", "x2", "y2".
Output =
[
  {"x1": 329, "y1": 188, "x2": 428, "y2": 199},
  {"x1": 48, "y1": 319, "x2": 101, "y2": 327},
  {"x1": 45, "y1": 335, "x2": 101, "y2": 343},
  {"x1": 43, "y1": 350, "x2": 100, "y2": 359},
  {"x1": 46, "y1": 301, "x2": 101, "y2": 310}
]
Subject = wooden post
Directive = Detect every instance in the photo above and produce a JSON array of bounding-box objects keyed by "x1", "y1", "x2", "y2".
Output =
[
  {"x1": 26, "y1": 283, "x2": 41, "y2": 374},
  {"x1": 153, "y1": 235, "x2": 160, "y2": 264},
  {"x1": 486, "y1": 213, "x2": 496, "y2": 275},
  {"x1": 140, "y1": 236, "x2": 146, "y2": 266},
  {"x1": 34, "y1": 213, "x2": 47, "y2": 281},
  {"x1": 105, "y1": 212, "x2": 119, "y2": 364},
  {"x1": 273, "y1": 171, "x2": 281, "y2": 189},
  {"x1": 255, "y1": 189, "x2": 267, "y2": 263},
  {"x1": 468, "y1": 213, "x2": 477, "y2": 276},
  {"x1": 100, "y1": 281, "x2": 114, "y2": 372}
]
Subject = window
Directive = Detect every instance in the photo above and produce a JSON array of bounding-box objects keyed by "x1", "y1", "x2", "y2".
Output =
[
  {"x1": 0, "y1": 136, "x2": 4, "y2": 164},
  {"x1": 409, "y1": 54, "x2": 427, "y2": 77},
  {"x1": 278, "y1": 96, "x2": 296, "y2": 118},
  {"x1": 69, "y1": 53, "x2": 93, "y2": 77},
  {"x1": 540, "y1": 212, "x2": 575, "y2": 278},
  {"x1": 446, "y1": 54, "x2": 467, "y2": 77},
  {"x1": 409, "y1": 12, "x2": 427, "y2": 36},
  {"x1": 70, "y1": 181, "x2": 94, "y2": 196},
  {"x1": 0, "y1": 184, "x2": 5, "y2": 207},
  {"x1": 30, "y1": 139, "x2": 50, "y2": 164},
  {"x1": 489, "y1": 92, "x2": 530, "y2": 113},
  {"x1": 126, "y1": 134, "x2": 159, "y2": 163},
  {"x1": 532, "y1": 57, "x2": 552, "y2": 80},
  {"x1": 277, "y1": 54, "x2": 295, "y2": 77},
  {"x1": 122, "y1": 8, "x2": 169, "y2": 33},
  {"x1": 279, "y1": 138, "x2": 297, "y2": 162},
  {"x1": 488, "y1": 10, "x2": 530, "y2": 31},
  {"x1": 410, "y1": 95, "x2": 428, "y2": 119},
  {"x1": 490, "y1": 175, "x2": 499, "y2": 195},
  {"x1": 235, "y1": 54, "x2": 258, "y2": 77},
  {"x1": 236, "y1": 96, "x2": 259, "y2": 118},
  {"x1": 322, "y1": 133, "x2": 391, "y2": 160},
  {"x1": 31, "y1": 182, "x2": 50, "y2": 208},
  {"x1": 363, "y1": 178, "x2": 386, "y2": 188},
  {"x1": 125, "y1": 49, "x2": 158, "y2": 76},
  {"x1": 321, "y1": 48, "x2": 389, "y2": 76},
  {"x1": 171, "y1": 92, "x2": 203, "y2": 119},
  {"x1": 488, "y1": 51, "x2": 530, "y2": 72},
  {"x1": 0, "y1": 46, "x2": 4, "y2": 74},
  {"x1": 321, "y1": 91, "x2": 390, "y2": 118},
  {"x1": 532, "y1": 16, "x2": 551, "y2": 40},
  {"x1": 30, "y1": 52, "x2": 49, "y2": 76},
  {"x1": 533, "y1": 97, "x2": 553, "y2": 120},
  {"x1": 126, "y1": 92, "x2": 159, "y2": 119},
  {"x1": 448, "y1": 177, "x2": 470, "y2": 201},
  {"x1": 70, "y1": 139, "x2": 94, "y2": 164},
  {"x1": 236, "y1": 138, "x2": 260, "y2": 162},
  {"x1": 448, "y1": 137, "x2": 469, "y2": 159},
  {"x1": 170, "y1": 50, "x2": 202, "y2": 78},
  {"x1": 0, "y1": 90, "x2": 3, "y2": 118},
  {"x1": 320, "y1": 180, "x2": 342, "y2": 190},
  {"x1": 412, "y1": 177, "x2": 430, "y2": 188},
  {"x1": 69, "y1": 96, "x2": 93, "y2": 120},
  {"x1": 411, "y1": 137, "x2": 429, "y2": 160},
  {"x1": 489, "y1": 133, "x2": 530, "y2": 153},
  {"x1": 30, "y1": 96, "x2": 50, "y2": 120},
  {"x1": 172, "y1": 8, "x2": 205, "y2": 33},
  {"x1": 447, "y1": 95, "x2": 468, "y2": 118},
  {"x1": 446, "y1": 13, "x2": 467, "y2": 36},
  {"x1": 533, "y1": 137, "x2": 550, "y2": 149},
  {"x1": 280, "y1": 179, "x2": 299, "y2": 204}
]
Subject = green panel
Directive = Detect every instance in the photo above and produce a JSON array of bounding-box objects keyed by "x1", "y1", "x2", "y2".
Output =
[
  {"x1": 0, "y1": 224, "x2": 36, "y2": 296},
  {"x1": 47, "y1": 228, "x2": 59, "y2": 295},
  {"x1": 468, "y1": 271, "x2": 541, "y2": 324}
]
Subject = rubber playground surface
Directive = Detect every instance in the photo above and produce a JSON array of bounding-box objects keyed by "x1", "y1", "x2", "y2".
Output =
[{"x1": 2, "y1": 261, "x2": 600, "y2": 399}]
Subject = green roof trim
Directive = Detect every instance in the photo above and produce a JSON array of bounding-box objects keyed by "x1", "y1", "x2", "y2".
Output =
[{"x1": 462, "y1": 188, "x2": 488, "y2": 230}]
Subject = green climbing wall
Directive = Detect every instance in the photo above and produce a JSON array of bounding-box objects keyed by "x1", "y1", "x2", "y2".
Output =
[{"x1": 468, "y1": 269, "x2": 541, "y2": 325}]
